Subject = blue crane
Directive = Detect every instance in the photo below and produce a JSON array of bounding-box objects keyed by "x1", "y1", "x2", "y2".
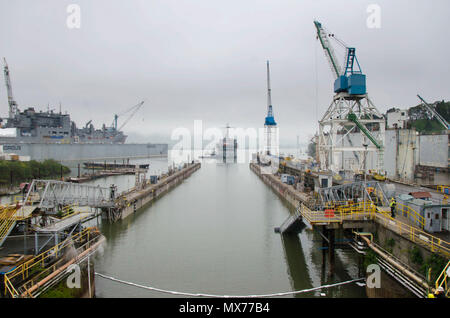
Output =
[
  {"x1": 264, "y1": 60, "x2": 277, "y2": 126},
  {"x1": 313, "y1": 21, "x2": 366, "y2": 95}
]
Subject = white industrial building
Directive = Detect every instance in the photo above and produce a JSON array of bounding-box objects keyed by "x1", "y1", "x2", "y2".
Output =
[{"x1": 386, "y1": 109, "x2": 409, "y2": 129}]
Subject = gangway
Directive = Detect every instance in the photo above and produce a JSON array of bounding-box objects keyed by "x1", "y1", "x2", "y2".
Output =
[
  {"x1": 317, "y1": 181, "x2": 389, "y2": 207},
  {"x1": 275, "y1": 207, "x2": 304, "y2": 234},
  {"x1": 22, "y1": 180, "x2": 115, "y2": 210}
]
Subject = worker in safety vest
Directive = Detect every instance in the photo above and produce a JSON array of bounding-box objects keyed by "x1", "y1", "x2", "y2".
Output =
[{"x1": 389, "y1": 198, "x2": 397, "y2": 218}]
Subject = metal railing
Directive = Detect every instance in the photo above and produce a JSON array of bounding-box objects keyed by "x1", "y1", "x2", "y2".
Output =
[
  {"x1": 59, "y1": 203, "x2": 80, "y2": 220},
  {"x1": 374, "y1": 214, "x2": 450, "y2": 258},
  {"x1": 0, "y1": 206, "x2": 25, "y2": 246},
  {"x1": 4, "y1": 227, "x2": 102, "y2": 298},
  {"x1": 298, "y1": 201, "x2": 376, "y2": 225},
  {"x1": 395, "y1": 203, "x2": 425, "y2": 229},
  {"x1": 297, "y1": 201, "x2": 450, "y2": 258},
  {"x1": 435, "y1": 260, "x2": 450, "y2": 297}
]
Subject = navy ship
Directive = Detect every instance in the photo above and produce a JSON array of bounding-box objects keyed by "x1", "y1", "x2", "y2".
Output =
[
  {"x1": 0, "y1": 58, "x2": 131, "y2": 144},
  {"x1": 0, "y1": 59, "x2": 168, "y2": 161}
]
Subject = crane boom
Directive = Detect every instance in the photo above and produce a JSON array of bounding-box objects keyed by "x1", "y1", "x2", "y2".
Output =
[
  {"x1": 314, "y1": 21, "x2": 341, "y2": 80},
  {"x1": 417, "y1": 95, "x2": 450, "y2": 130},
  {"x1": 3, "y1": 58, "x2": 19, "y2": 118},
  {"x1": 347, "y1": 112, "x2": 382, "y2": 149},
  {"x1": 116, "y1": 100, "x2": 145, "y2": 131}
]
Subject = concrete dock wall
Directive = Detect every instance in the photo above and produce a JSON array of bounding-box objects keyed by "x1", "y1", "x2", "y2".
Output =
[
  {"x1": 119, "y1": 162, "x2": 201, "y2": 219},
  {"x1": 330, "y1": 130, "x2": 449, "y2": 182},
  {"x1": 250, "y1": 163, "x2": 310, "y2": 209},
  {"x1": 418, "y1": 133, "x2": 449, "y2": 169}
]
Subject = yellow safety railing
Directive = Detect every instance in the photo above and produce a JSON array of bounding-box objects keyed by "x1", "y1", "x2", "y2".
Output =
[
  {"x1": 13, "y1": 194, "x2": 36, "y2": 205},
  {"x1": 341, "y1": 202, "x2": 449, "y2": 257},
  {"x1": 437, "y1": 185, "x2": 450, "y2": 205},
  {"x1": 0, "y1": 206, "x2": 25, "y2": 244},
  {"x1": 437, "y1": 185, "x2": 450, "y2": 193},
  {"x1": 302, "y1": 201, "x2": 450, "y2": 258},
  {"x1": 59, "y1": 203, "x2": 79, "y2": 220},
  {"x1": 299, "y1": 201, "x2": 377, "y2": 225},
  {"x1": 435, "y1": 260, "x2": 450, "y2": 297},
  {"x1": 4, "y1": 227, "x2": 101, "y2": 298},
  {"x1": 395, "y1": 203, "x2": 425, "y2": 229},
  {"x1": 374, "y1": 214, "x2": 450, "y2": 258}
]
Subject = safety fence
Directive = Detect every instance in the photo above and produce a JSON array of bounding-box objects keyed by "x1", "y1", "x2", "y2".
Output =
[
  {"x1": 297, "y1": 201, "x2": 450, "y2": 258},
  {"x1": 3, "y1": 227, "x2": 103, "y2": 298}
]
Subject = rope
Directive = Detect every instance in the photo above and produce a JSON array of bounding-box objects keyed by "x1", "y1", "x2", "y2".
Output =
[{"x1": 95, "y1": 272, "x2": 364, "y2": 298}]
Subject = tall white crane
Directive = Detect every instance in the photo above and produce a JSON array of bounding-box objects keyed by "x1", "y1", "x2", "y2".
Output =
[
  {"x1": 314, "y1": 21, "x2": 385, "y2": 174},
  {"x1": 3, "y1": 58, "x2": 19, "y2": 118}
]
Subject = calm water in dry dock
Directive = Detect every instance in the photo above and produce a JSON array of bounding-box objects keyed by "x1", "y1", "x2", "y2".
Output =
[{"x1": 91, "y1": 158, "x2": 371, "y2": 298}]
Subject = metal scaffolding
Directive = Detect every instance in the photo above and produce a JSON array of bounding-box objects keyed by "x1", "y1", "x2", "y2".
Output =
[
  {"x1": 23, "y1": 180, "x2": 115, "y2": 209},
  {"x1": 317, "y1": 181, "x2": 389, "y2": 207}
]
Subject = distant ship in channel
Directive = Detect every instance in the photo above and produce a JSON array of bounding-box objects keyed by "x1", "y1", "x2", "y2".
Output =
[{"x1": 216, "y1": 124, "x2": 237, "y2": 159}]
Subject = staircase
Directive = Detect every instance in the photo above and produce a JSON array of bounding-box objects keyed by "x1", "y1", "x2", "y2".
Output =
[
  {"x1": 0, "y1": 206, "x2": 19, "y2": 247},
  {"x1": 276, "y1": 206, "x2": 304, "y2": 234}
]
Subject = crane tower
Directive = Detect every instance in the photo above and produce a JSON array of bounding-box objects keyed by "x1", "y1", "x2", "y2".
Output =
[
  {"x1": 264, "y1": 60, "x2": 278, "y2": 156},
  {"x1": 3, "y1": 58, "x2": 19, "y2": 118},
  {"x1": 314, "y1": 21, "x2": 385, "y2": 174}
]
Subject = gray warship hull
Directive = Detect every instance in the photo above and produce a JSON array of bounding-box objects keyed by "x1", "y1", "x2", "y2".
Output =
[{"x1": 0, "y1": 142, "x2": 168, "y2": 162}]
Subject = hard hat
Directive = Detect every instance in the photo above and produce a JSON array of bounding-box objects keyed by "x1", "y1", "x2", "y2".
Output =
[{"x1": 437, "y1": 286, "x2": 444, "y2": 292}]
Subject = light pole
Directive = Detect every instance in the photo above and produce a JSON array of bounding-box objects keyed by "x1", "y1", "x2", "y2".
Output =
[{"x1": 363, "y1": 143, "x2": 368, "y2": 209}]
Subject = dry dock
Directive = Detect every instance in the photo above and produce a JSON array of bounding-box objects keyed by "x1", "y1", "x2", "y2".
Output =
[{"x1": 250, "y1": 162, "x2": 450, "y2": 298}]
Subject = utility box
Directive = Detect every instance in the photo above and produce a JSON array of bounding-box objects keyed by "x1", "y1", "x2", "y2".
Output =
[
  {"x1": 281, "y1": 174, "x2": 295, "y2": 185},
  {"x1": 318, "y1": 173, "x2": 333, "y2": 188},
  {"x1": 281, "y1": 174, "x2": 289, "y2": 183},
  {"x1": 424, "y1": 207, "x2": 442, "y2": 233},
  {"x1": 348, "y1": 74, "x2": 366, "y2": 95},
  {"x1": 286, "y1": 175, "x2": 295, "y2": 185},
  {"x1": 150, "y1": 175, "x2": 158, "y2": 184}
]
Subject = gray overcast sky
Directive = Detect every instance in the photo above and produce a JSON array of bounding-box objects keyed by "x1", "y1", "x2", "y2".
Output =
[{"x1": 0, "y1": 0, "x2": 449, "y2": 146}]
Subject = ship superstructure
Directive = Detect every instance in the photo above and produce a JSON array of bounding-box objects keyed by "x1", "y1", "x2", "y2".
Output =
[{"x1": 0, "y1": 59, "x2": 132, "y2": 144}]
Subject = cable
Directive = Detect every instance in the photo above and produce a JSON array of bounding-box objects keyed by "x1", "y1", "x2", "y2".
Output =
[{"x1": 95, "y1": 272, "x2": 364, "y2": 298}]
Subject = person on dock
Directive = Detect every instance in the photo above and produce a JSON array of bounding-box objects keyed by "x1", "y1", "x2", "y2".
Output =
[{"x1": 390, "y1": 198, "x2": 397, "y2": 218}]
